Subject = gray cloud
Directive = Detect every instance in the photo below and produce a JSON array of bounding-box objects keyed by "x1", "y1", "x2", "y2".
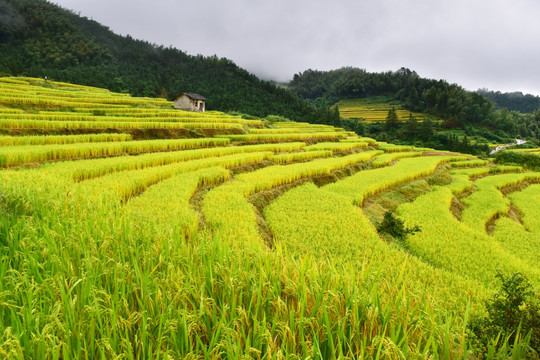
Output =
[{"x1": 54, "y1": 0, "x2": 540, "y2": 95}]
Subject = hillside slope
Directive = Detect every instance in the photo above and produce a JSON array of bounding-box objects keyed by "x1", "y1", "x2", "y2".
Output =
[
  {"x1": 289, "y1": 67, "x2": 540, "y2": 145},
  {"x1": 477, "y1": 88, "x2": 540, "y2": 113},
  {"x1": 1, "y1": 77, "x2": 540, "y2": 358},
  {"x1": 0, "y1": 0, "x2": 338, "y2": 124}
]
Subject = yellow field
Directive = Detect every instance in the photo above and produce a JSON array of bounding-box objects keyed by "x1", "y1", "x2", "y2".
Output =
[
  {"x1": 512, "y1": 147, "x2": 540, "y2": 154},
  {"x1": 1, "y1": 77, "x2": 539, "y2": 358},
  {"x1": 336, "y1": 97, "x2": 439, "y2": 122}
]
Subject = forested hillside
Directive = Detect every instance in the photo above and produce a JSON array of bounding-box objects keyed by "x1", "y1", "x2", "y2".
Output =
[
  {"x1": 0, "y1": 0, "x2": 339, "y2": 124},
  {"x1": 477, "y1": 88, "x2": 540, "y2": 113},
  {"x1": 288, "y1": 67, "x2": 540, "y2": 143}
]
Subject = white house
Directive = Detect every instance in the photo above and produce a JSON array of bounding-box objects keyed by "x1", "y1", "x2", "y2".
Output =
[{"x1": 173, "y1": 93, "x2": 206, "y2": 112}]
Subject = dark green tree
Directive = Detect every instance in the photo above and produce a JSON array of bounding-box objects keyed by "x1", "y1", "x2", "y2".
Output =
[
  {"x1": 332, "y1": 106, "x2": 342, "y2": 127},
  {"x1": 385, "y1": 107, "x2": 399, "y2": 131},
  {"x1": 459, "y1": 135, "x2": 470, "y2": 153},
  {"x1": 420, "y1": 117, "x2": 434, "y2": 141},
  {"x1": 404, "y1": 112, "x2": 418, "y2": 139},
  {"x1": 342, "y1": 118, "x2": 365, "y2": 135}
]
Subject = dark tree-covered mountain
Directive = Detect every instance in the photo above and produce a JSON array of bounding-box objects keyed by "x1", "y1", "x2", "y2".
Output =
[
  {"x1": 476, "y1": 89, "x2": 540, "y2": 114},
  {"x1": 288, "y1": 67, "x2": 540, "y2": 143},
  {"x1": 289, "y1": 67, "x2": 496, "y2": 127},
  {"x1": 0, "y1": 0, "x2": 338, "y2": 124}
]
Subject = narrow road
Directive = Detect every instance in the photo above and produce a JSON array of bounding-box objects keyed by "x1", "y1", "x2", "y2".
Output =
[{"x1": 489, "y1": 139, "x2": 527, "y2": 155}]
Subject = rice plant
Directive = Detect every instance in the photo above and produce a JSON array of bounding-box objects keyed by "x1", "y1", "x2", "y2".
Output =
[
  {"x1": 0, "y1": 133, "x2": 132, "y2": 146},
  {"x1": 460, "y1": 172, "x2": 540, "y2": 233},
  {"x1": 324, "y1": 155, "x2": 466, "y2": 205},
  {"x1": 270, "y1": 150, "x2": 332, "y2": 164},
  {"x1": 1, "y1": 78, "x2": 537, "y2": 359},
  {"x1": 0, "y1": 138, "x2": 230, "y2": 167},
  {"x1": 397, "y1": 186, "x2": 540, "y2": 288}
]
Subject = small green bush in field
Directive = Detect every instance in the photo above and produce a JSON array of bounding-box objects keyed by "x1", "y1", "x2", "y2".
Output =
[
  {"x1": 377, "y1": 211, "x2": 420, "y2": 241},
  {"x1": 470, "y1": 272, "x2": 540, "y2": 355}
]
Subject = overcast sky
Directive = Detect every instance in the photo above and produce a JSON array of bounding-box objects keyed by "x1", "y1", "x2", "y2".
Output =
[{"x1": 52, "y1": 0, "x2": 540, "y2": 95}]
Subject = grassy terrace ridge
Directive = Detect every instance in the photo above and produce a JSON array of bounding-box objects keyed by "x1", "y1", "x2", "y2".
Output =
[{"x1": 1, "y1": 77, "x2": 540, "y2": 359}]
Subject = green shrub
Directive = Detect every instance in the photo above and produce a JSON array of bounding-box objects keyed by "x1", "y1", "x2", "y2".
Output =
[
  {"x1": 494, "y1": 150, "x2": 540, "y2": 171},
  {"x1": 377, "y1": 211, "x2": 420, "y2": 241},
  {"x1": 265, "y1": 114, "x2": 290, "y2": 122},
  {"x1": 91, "y1": 109, "x2": 107, "y2": 116},
  {"x1": 470, "y1": 272, "x2": 540, "y2": 355},
  {"x1": 227, "y1": 111, "x2": 259, "y2": 120}
]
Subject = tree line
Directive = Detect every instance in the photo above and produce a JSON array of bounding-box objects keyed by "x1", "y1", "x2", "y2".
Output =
[
  {"x1": 288, "y1": 67, "x2": 540, "y2": 144},
  {"x1": 477, "y1": 89, "x2": 540, "y2": 114},
  {"x1": 341, "y1": 109, "x2": 491, "y2": 156}
]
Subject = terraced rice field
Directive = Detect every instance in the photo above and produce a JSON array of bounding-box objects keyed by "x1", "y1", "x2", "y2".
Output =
[
  {"x1": 336, "y1": 97, "x2": 436, "y2": 122},
  {"x1": 1, "y1": 77, "x2": 539, "y2": 359},
  {"x1": 512, "y1": 147, "x2": 540, "y2": 155}
]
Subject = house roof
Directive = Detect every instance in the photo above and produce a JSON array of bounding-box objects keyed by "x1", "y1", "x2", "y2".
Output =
[{"x1": 180, "y1": 93, "x2": 207, "y2": 101}]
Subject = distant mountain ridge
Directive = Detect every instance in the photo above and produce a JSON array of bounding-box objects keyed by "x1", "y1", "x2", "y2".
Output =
[{"x1": 476, "y1": 89, "x2": 540, "y2": 113}]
